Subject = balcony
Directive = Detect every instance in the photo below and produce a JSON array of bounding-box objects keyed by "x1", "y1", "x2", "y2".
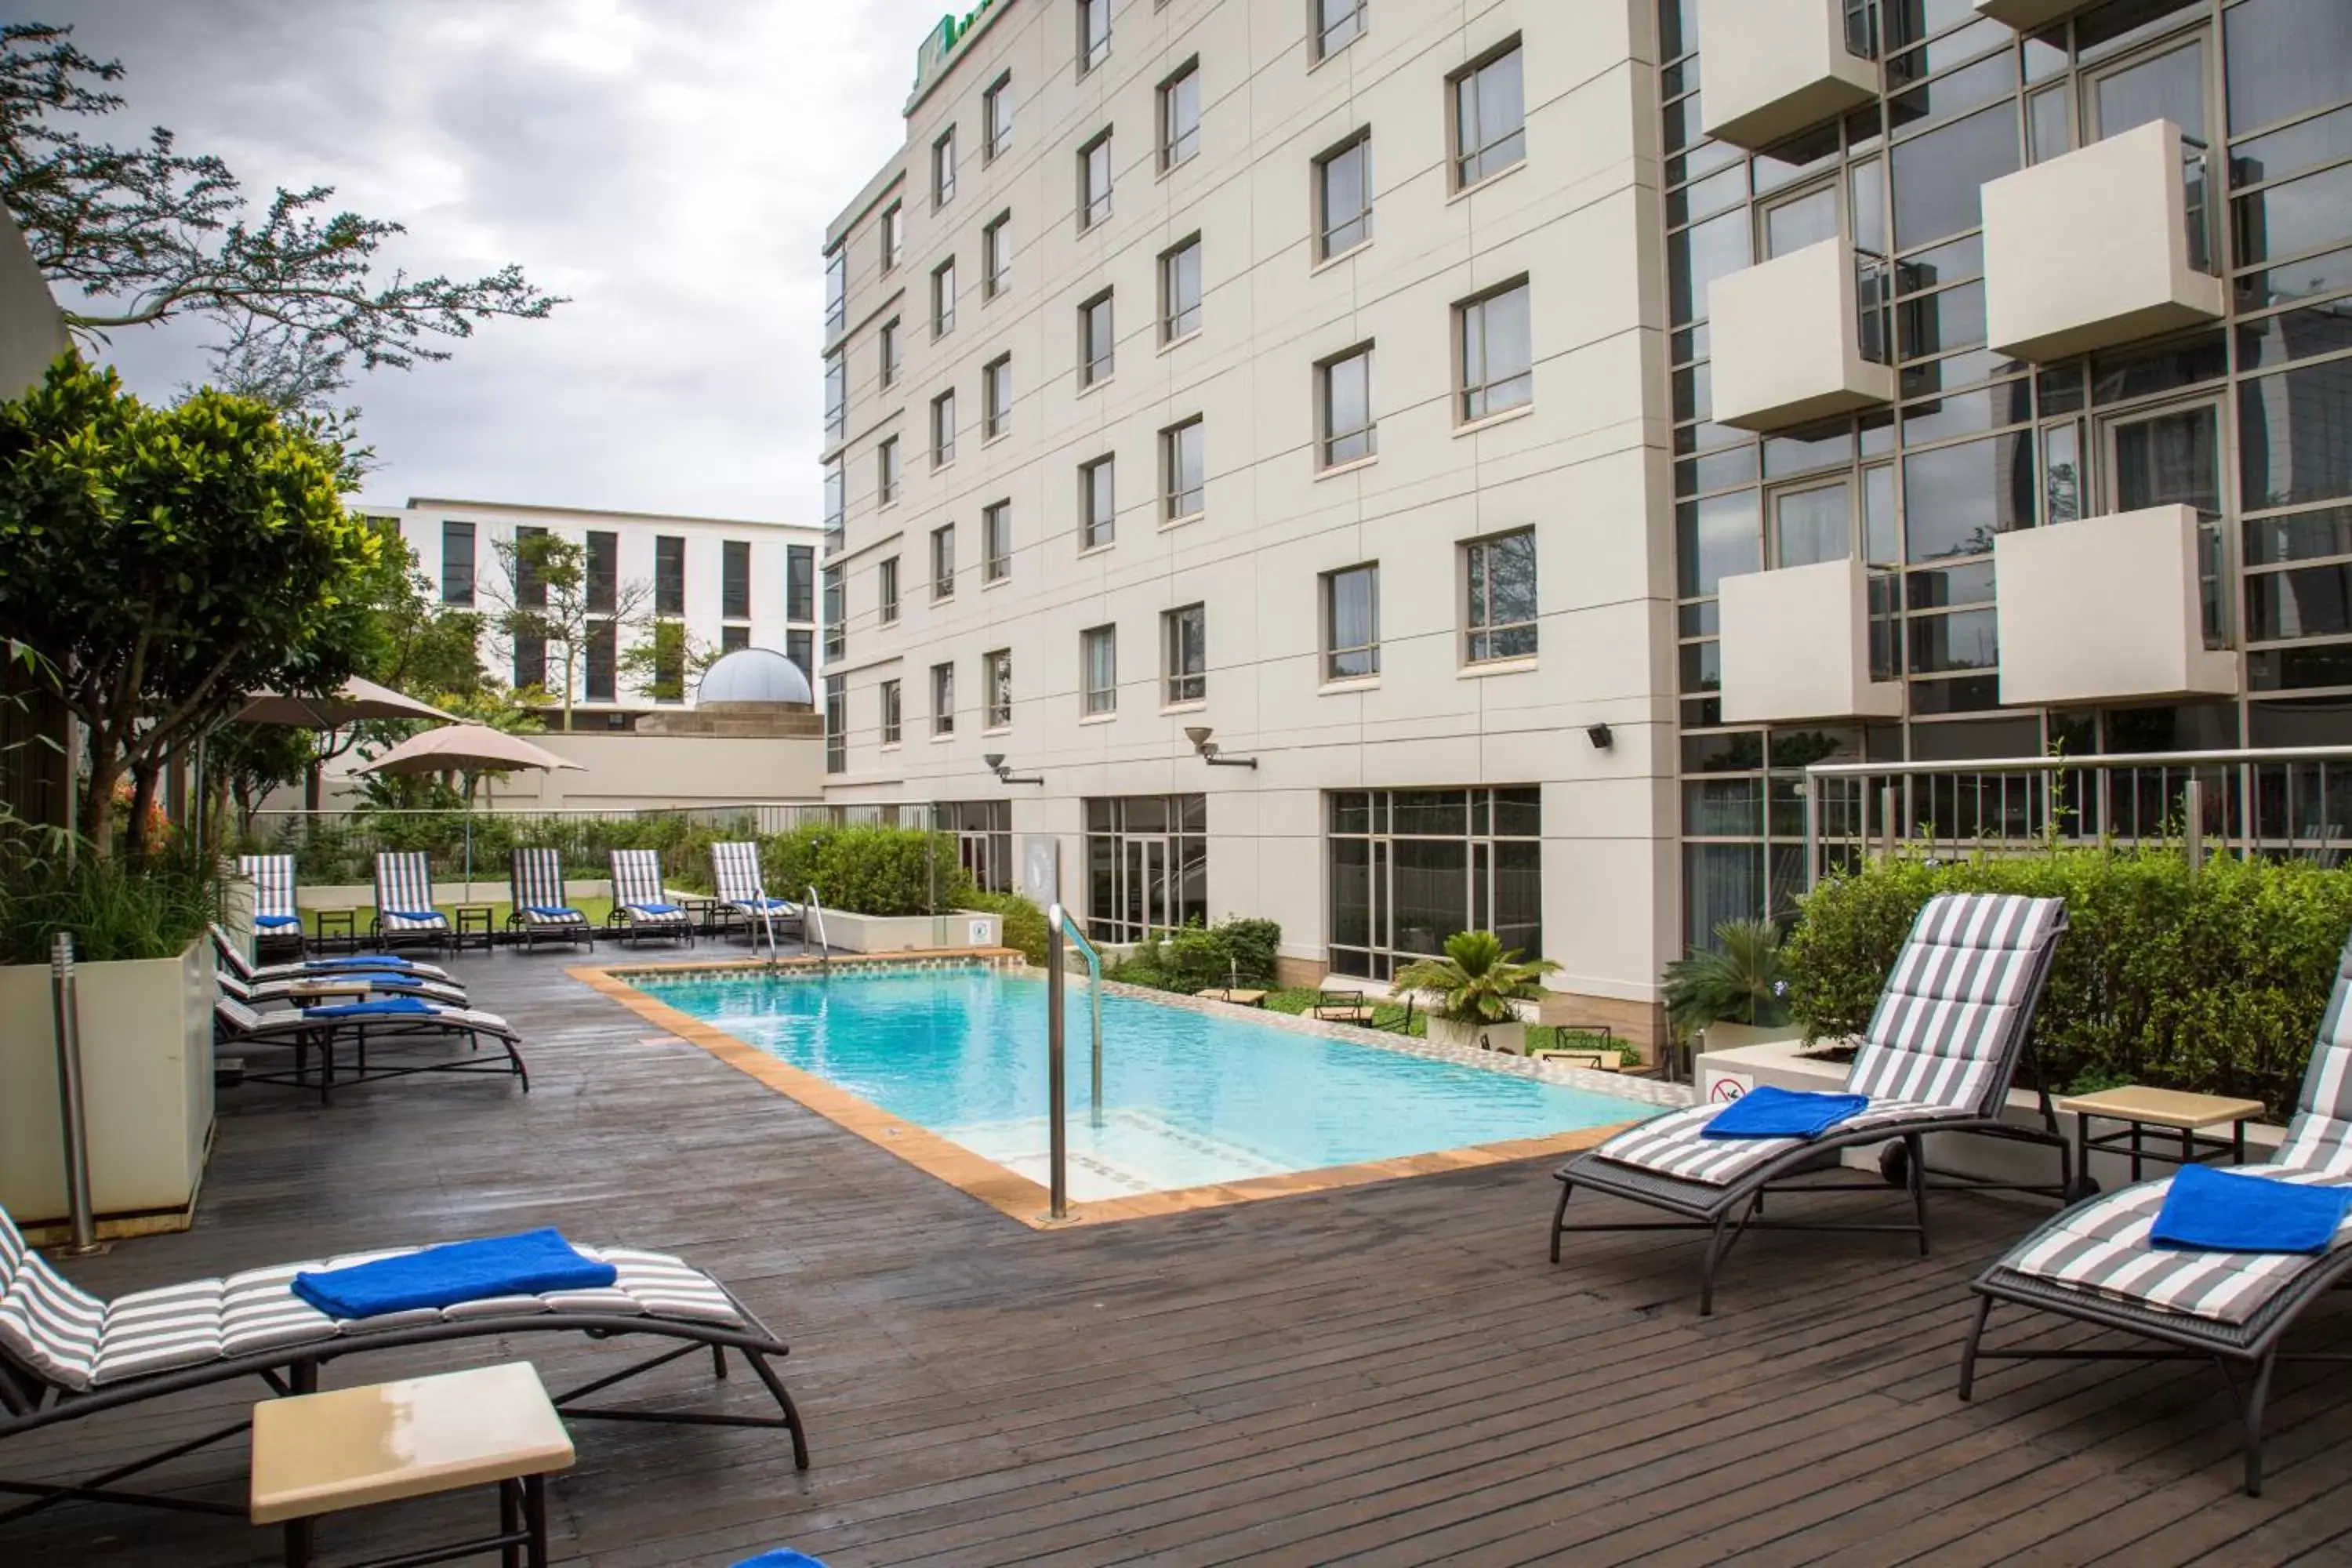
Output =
[
  {"x1": 1708, "y1": 239, "x2": 1895, "y2": 433},
  {"x1": 1994, "y1": 504, "x2": 2237, "y2": 707},
  {"x1": 1983, "y1": 120, "x2": 2224, "y2": 363},
  {"x1": 1719, "y1": 556, "x2": 1904, "y2": 724},
  {"x1": 1696, "y1": 0, "x2": 1880, "y2": 150},
  {"x1": 1973, "y1": 0, "x2": 2086, "y2": 28}
]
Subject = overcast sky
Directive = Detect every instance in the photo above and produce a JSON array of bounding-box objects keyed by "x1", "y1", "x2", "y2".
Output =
[{"x1": 13, "y1": 0, "x2": 946, "y2": 522}]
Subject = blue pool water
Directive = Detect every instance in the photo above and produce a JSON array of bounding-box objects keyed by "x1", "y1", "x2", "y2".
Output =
[{"x1": 631, "y1": 965, "x2": 1658, "y2": 1200}]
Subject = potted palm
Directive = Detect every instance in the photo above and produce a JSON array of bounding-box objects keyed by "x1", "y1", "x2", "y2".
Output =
[
  {"x1": 1392, "y1": 931, "x2": 1560, "y2": 1054},
  {"x1": 1661, "y1": 917, "x2": 1793, "y2": 1054}
]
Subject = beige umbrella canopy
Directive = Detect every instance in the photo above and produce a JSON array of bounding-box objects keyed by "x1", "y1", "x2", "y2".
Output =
[
  {"x1": 236, "y1": 677, "x2": 454, "y2": 729},
  {"x1": 356, "y1": 724, "x2": 586, "y2": 776}
]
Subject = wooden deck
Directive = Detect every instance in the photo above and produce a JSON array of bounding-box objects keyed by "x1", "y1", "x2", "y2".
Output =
[{"x1": 12, "y1": 949, "x2": 2352, "y2": 1566}]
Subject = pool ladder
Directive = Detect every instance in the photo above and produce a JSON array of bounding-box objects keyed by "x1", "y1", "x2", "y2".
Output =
[{"x1": 1045, "y1": 903, "x2": 1105, "y2": 1220}]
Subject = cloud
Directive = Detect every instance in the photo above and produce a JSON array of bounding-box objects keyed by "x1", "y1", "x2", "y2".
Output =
[{"x1": 20, "y1": 0, "x2": 946, "y2": 521}]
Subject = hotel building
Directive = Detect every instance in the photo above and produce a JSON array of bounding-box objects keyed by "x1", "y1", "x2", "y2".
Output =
[{"x1": 820, "y1": 0, "x2": 2352, "y2": 1044}]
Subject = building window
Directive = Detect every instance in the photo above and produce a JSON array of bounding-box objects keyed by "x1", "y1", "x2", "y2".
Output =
[
  {"x1": 585, "y1": 620, "x2": 616, "y2": 702},
  {"x1": 932, "y1": 125, "x2": 957, "y2": 207},
  {"x1": 586, "y1": 530, "x2": 618, "y2": 615},
  {"x1": 1079, "y1": 0, "x2": 1110, "y2": 74},
  {"x1": 1081, "y1": 624, "x2": 1118, "y2": 714},
  {"x1": 877, "y1": 436, "x2": 900, "y2": 506},
  {"x1": 1080, "y1": 454, "x2": 1116, "y2": 548},
  {"x1": 1316, "y1": 132, "x2": 1372, "y2": 258},
  {"x1": 824, "y1": 246, "x2": 845, "y2": 336},
  {"x1": 879, "y1": 555, "x2": 900, "y2": 623},
  {"x1": 786, "y1": 544, "x2": 815, "y2": 624},
  {"x1": 1319, "y1": 346, "x2": 1375, "y2": 466},
  {"x1": 1328, "y1": 788, "x2": 1541, "y2": 981},
  {"x1": 943, "y1": 800, "x2": 1014, "y2": 893},
  {"x1": 1085, "y1": 794, "x2": 1208, "y2": 944},
  {"x1": 985, "y1": 648, "x2": 1014, "y2": 729},
  {"x1": 1080, "y1": 290, "x2": 1114, "y2": 385},
  {"x1": 984, "y1": 72, "x2": 1013, "y2": 159},
  {"x1": 654, "y1": 535, "x2": 685, "y2": 616},
  {"x1": 931, "y1": 523, "x2": 956, "y2": 599},
  {"x1": 1458, "y1": 279, "x2": 1533, "y2": 422},
  {"x1": 1315, "y1": 0, "x2": 1365, "y2": 60},
  {"x1": 720, "y1": 539, "x2": 750, "y2": 621},
  {"x1": 1080, "y1": 129, "x2": 1113, "y2": 229},
  {"x1": 932, "y1": 661, "x2": 956, "y2": 735},
  {"x1": 823, "y1": 349, "x2": 845, "y2": 441},
  {"x1": 931, "y1": 258, "x2": 956, "y2": 336},
  {"x1": 825, "y1": 675, "x2": 845, "y2": 773},
  {"x1": 823, "y1": 459, "x2": 844, "y2": 555},
  {"x1": 650, "y1": 622, "x2": 686, "y2": 703},
  {"x1": 720, "y1": 624, "x2": 750, "y2": 654},
  {"x1": 514, "y1": 631, "x2": 546, "y2": 691},
  {"x1": 984, "y1": 354, "x2": 1013, "y2": 439},
  {"x1": 1163, "y1": 604, "x2": 1206, "y2": 704},
  {"x1": 983, "y1": 212, "x2": 1012, "y2": 297},
  {"x1": 1162, "y1": 418, "x2": 1205, "y2": 521},
  {"x1": 823, "y1": 564, "x2": 845, "y2": 657},
  {"x1": 1160, "y1": 236, "x2": 1202, "y2": 341},
  {"x1": 787, "y1": 627, "x2": 813, "y2": 678},
  {"x1": 880, "y1": 678, "x2": 902, "y2": 744},
  {"x1": 931, "y1": 388, "x2": 957, "y2": 467},
  {"x1": 441, "y1": 521, "x2": 475, "y2": 604},
  {"x1": 880, "y1": 201, "x2": 902, "y2": 271},
  {"x1": 513, "y1": 524, "x2": 548, "y2": 609},
  {"x1": 880, "y1": 318, "x2": 901, "y2": 387},
  {"x1": 1323, "y1": 562, "x2": 1379, "y2": 680},
  {"x1": 1452, "y1": 39, "x2": 1525, "y2": 189},
  {"x1": 1465, "y1": 529, "x2": 1537, "y2": 663},
  {"x1": 983, "y1": 500, "x2": 1012, "y2": 582},
  {"x1": 1160, "y1": 60, "x2": 1200, "y2": 171}
]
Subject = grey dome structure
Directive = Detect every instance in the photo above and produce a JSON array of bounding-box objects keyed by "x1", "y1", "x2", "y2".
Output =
[{"x1": 696, "y1": 646, "x2": 813, "y2": 708}]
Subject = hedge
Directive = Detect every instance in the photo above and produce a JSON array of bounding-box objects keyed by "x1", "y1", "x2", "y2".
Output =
[
  {"x1": 1108, "y1": 917, "x2": 1283, "y2": 994},
  {"x1": 1784, "y1": 848, "x2": 2352, "y2": 1117}
]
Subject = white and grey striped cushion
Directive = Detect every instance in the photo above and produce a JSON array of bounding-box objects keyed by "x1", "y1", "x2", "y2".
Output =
[
  {"x1": 610, "y1": 850, "x2": 673, "y2": 911},
  {"x1": 238, "y1": 855, "x2": 299, "y2": 922},
  {"x1": 510, "y1": 849, "x2": 581, "y2": 922},
  {"x1": 218, "y1": 968, "x2": 470, "y2": 1008},
  {"x1": 1846, "y1": 894, "x2": 2065, "y2": 1115},
  {"x1": 216, "y1": 996, "x2": 518, "y2": 1044},
  {"x1": 1593, "y1": 1098, "x2": 1954, "y2": 1185},
  {"x1": 710, "y1": 840, "x2": 766, "y2": 905},
  {"x1": 373, "y1": 852, "x2": 448, "y2": 931},
  {"x1": 0, "y1": 1207, "x2": 107, "y2": 1389}
]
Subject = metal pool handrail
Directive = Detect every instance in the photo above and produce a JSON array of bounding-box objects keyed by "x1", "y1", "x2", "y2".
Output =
[
  {"x1": 1045, "y1": 903, "x2": 1105, "y2": 1221},
  {"x1": 803, "y1": 886, "x2": 830, "y2": 967}
]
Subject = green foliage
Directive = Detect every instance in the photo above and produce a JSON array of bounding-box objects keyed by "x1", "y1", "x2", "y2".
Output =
[
  {"x1": 1108, "y1": 916, "x2": 1286, "y2": 994},
  {"x1": 1392, "y1": 930, "x2": 1561, "y2": 1024},
  {"x1": 757, "y1": 822, "x2": 972, "y2": 917},
  {"x1": 1784, "y1": 848, "x2": 2352, "y2": 1117},
  {"x1": 966, "y1": 889, "x2": 1049, "y2": 964},
  {"x1": 0, "y1": 832, "x2": 220, "y2": 963},
  {"x1": 619, "y1": 619, "x2": 717, "y2": 705},
  {"x1": 1662, "y1": 917, "x2": 1791, "y2": 1033}
]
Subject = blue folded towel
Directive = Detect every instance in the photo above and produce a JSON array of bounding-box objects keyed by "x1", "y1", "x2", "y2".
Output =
[
  {"x1": 2151, "y1": 1164, "x2": 2352, "y2": 1254},
  {"x1": 387, "y1": 909, "x2": 444, "y2": 923},
  {"x1": 526, "y1": 904, "x2": 584, "y2": 919},
  {"x1": 736, "y1": 897, "x2": 789, "y2": 911},
  {"x1": 291, "y1": 1229, "x2": 618, "y2": 1320},
  {"x1": 254, "y1": 913, "x2": 302, "y2": 928},
  {"x1": 1700, "y1": 1083, "x2": 1872, "y2": 1140},
  {"x1": 309, "y1": 955, "x2": 420, "y2": 971},
  {"x1": 630, "y1": 901, "x2": 682, "y2": 916},
  {"x1": 731, "y1": 1554, "x2": 829, "y2": 1568},
  {"x1": 305, "y1": 996, "x2": 437, "y2": 1018}
]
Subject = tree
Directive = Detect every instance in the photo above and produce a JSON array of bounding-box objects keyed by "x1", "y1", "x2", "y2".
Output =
[
  {"x1": 0, "y1": 354, "x2": 377, "y2": 851},
  {"x1": 619, "y1": 619, "x2": 720, "y2": 706},
  {"x1": 481, "y1": 530, "x2": 652, "y2": 731},
  {"x1": 205, "y1": 720, "x2": 315, "y2": 836},
  {"x1": 0, "y1": 23, "x2": 563, "y2": 414}
]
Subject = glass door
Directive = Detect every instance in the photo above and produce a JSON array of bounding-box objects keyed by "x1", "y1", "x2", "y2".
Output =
[
  {"x1": 2103, "y1": 397, "x2": 2227, "y2": 646},
  {"x1": 1124, "y1": 838, "x2": 1169, "y2": 937}
]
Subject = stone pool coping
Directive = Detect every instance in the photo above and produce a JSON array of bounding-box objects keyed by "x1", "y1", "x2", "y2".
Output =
[{"x1": 569, "y1": 950, "x2": 1690, "y2": 1229}]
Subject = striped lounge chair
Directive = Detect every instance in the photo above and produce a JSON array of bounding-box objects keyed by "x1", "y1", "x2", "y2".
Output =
[
  {"x1": 507, "y1": 848, "x2": 593, "y2": 952},
  {"x1": 0, "y1": 1203, "x2": 808, "y2": 1527},
  {"x1": 1962, "y1": 931, "x2": 2352, "y2": 1497},
  {"x1": 214, "y1": 996, "x2": 527, "y2": 1105},
  {"x1": 235, "y1": 853, "x2": 305, "y2": 959},
  {"x1": 370, "y1": 851, "x2": 452, "y2": 953},
  {"x1": 209, "y1": 923, "x2": 459, "y2": 989},
  {"x1": 1551, "y1": 893, "x2": 2071, "y2": 1314},
  {"x1": 607, "y1": 850, "x2": 694, "y2": 946},
  {"x1": 711, "y1": 840, "x2": 795, "y2": 950},
  {"x1": 216, "y1": 965, "x2": 470, "y2": 1011}
]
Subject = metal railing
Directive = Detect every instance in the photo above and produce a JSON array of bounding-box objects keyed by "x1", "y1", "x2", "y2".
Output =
[
  {"x1": 1044, "y1": 902, "x2": 1105, "y2": 1221},
  {"x1": 803, "y1": 885, "x2": 830, "y2": 967},
  {"x1": 1855, "y1": 246, "x2": 1893, "y2": 365},
  {"x1": 2181, "y1": 132, "x2": 2215, "y2": 275},
  {"x1": 1801, "y1": 746, "x2": 2352, "y2": 890}
]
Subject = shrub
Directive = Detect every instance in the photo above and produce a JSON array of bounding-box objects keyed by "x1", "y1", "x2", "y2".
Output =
[
  {"x1": 1106, "y1": 916, "x2": 1285, "y2": 994},
  {"x1": 0, "y1": 834, "x2": 222, "y2": 963},
  {"x1": 1784, "y1": 848, "x2": 2352, "y2": 1117},
  {"x1": 967, "y1": 889, "x2": 1049, "y2": 964},
  {"x1": 1662, "y1": 917, "x2": 1790, "y2": 1033},
  {"x1": 760, "y1": 822, "x2": 971, "y2": 917}
]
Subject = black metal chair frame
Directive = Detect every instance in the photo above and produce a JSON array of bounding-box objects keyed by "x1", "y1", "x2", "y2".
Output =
[
  {"x1": 1550, "y1": 916, "x2": 2073, "y2": 1316},
  {"x1": 0, "y1": 1290, "x2": 810, "y2": 1529},
  {"x1": 223, "y1": 1013, "x2": 528, "y2": 1106}
]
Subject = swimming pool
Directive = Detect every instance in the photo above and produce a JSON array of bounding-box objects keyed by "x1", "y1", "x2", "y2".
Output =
[{"x1": 621, "y1": 963, "x2": 1662, "y2": 1206}]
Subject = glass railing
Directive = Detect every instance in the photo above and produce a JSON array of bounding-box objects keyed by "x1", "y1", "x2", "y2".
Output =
[
  {"x1": 2181, "y1": 133, "x2": 2216, "y2": 275},
  {"x1": 1842, "y1": 0, "x2": 1880, "y2": 61},
  {"x1": 1856, "y1": 247, "x2": 1893, "y2": 365},
  {"x1": 2197, "y1": 512, "x2": 2230, "y2": 650}
]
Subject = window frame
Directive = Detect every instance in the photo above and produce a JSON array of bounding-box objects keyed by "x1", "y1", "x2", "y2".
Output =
[
  {"x1": 1163, "y1": 602, "x2": 1207, "y2": 705},
  {"x1": 1316, "y1": 131, "x2": 1374, "y2": 260},
  {"x1": 1322, "y1": 561, "x2": 1381, "y2": 681},
  {"x1": 879, "y1": 316, "x2": 901, "y2": 388},
  {"x1": 1080, "y1": 129, "x2": 1115, "y2": 230},
  {"x1": 880, "y1": 677, "x2": 902, "y2": 746},
  {"x1": 1456, "y1": 278, "x2": 1534, "y2": 423},
  {"x1": 931, "y1": 257, "x2": 957, "y2": 337},
  {"x1": 1160, "y1": 234, "x2": 1203, "y2": 342},
  {"x1": 1319, "y1": 344, "x2": 1377, "y2": 467},
  {"x1": 1079, "y1": 0, "x2": 1111, "y2": 76},
  {"x1": 931, "y1": 661, "x2": 956, "y2": 736},
  {"x1": 1079, "y1": 289, "x2": 1116, "y2": 386},
  {"x1": 877, "y1": 435, "x2": 901, "y2": 506},
  {"x1": 1450, "y1": 37, "x2": 1526, "y2": 191},
  {"x1": 823, "y1": 348, "x2": 846, "y2": 442},
  {"x1": 1462, "y1": 528, "x2": 1539, "y2": 665},
  {"x1": 985, "y1": 648, "x2": 1014, "y2": 730},
  {"x1": 983, "y1": 499, "x2": 1013, "y2": 582},
  {"x1": 983, "y1": 72, "x2": 1013, "y2": 161},
  {"x1": 984, "y1": 354, "x2": 1014, "y2": 440},
  {"x1": 1314, "y1": 0, "x2": 1367, "y2": 63},
  {"x1": 880, "y1": 202, "x2": 903, "y2": 272},
  {"x1": 932, "y1": 125, "x2": 958, "y2": 209},
  {"x1": 879, "y1": 555, "x2": 901, "y2": 624},
  {"x1": 1080, "y1": 454, "x2": 1117, "y2": 550},
  {"x1": 982, "y1": 211, "x2": 1012, "y2": 298},
  {"x1": 1162, "y1": 416, "x2": 1205, "y2": 522},
  {"x1": 1081, "y1": 623, "x2": 1119, "y2": 715},
  {"x1": 931, "y1": 387, "x2": 958, "y2": 468},
  {"x1": 931, "y1": 522, "x2": 957, "y2": 601},
  {"x1": 1160, "y1": 58, "x2": 1202, "y2": 172}
]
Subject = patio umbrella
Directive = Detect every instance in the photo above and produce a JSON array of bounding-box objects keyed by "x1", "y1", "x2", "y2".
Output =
[
  {"x1": 235, "y1": 676, "x2": 455, "y2": 728},
  {"x1": 357, "y1": 724, "x2": 586, "y2": 886}
]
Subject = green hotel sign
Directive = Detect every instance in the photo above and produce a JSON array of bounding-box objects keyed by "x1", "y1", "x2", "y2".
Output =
[{"x1": 910, "y1": 0, "x2": 1001, "y2": 104}]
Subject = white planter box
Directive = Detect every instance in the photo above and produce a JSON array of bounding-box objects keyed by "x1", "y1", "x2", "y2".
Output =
[
  {"x1": 813, "y1": 908, "x2": 1004, "y2": 954},
  {"x1": 0, "y1": 936, "x2": 216, "y2": 1234},
  {"x1": 1700, "y1": 1021, "x2": 1805, "y2": 1052},
  {"x1": 1428, "y1": 1017, "x2": 1526, "y2": 1055}
]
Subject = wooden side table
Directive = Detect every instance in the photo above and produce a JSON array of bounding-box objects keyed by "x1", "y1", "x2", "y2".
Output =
[
  {"x1": 251, "y1": 1362, "x2": 574, "y2": 1567},
  {"x1": 312, "y1": 908, "x2": 358, "y2": 955},
  {"x1": 454, "y1": 904, "x2": 499, "y2": 952},
  {"x1": 2057, "y1": 1085, "x2": 2269, "y2": 1200}
]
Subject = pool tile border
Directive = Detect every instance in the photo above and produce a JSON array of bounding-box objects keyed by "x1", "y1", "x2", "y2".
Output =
[{"x1": 568, "y1": 950, "x2": 1687, "y2": 1229}]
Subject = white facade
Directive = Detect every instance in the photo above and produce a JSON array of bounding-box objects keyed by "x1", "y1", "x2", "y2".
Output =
[
  {"x1": 365, "y1": 497, "x2": 825, "y2": 720},
  {"x1": 820, "y1": 0, "x2": 1678, "y2": 1023}
]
